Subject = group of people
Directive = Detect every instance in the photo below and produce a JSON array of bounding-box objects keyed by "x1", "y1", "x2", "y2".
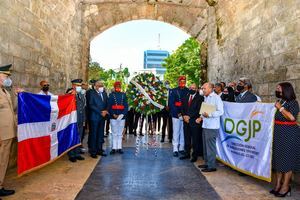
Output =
[
  {"x1": 0, "y1": 62, "x2": 299, "y2": 198},
  {"x1": 167, "y1": 75, "x2": 299, "y2": 197}
]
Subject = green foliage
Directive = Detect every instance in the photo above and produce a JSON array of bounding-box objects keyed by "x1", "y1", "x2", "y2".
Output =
[
  {"x1": 88, "y1": 61, "x2": 130, "y2": 91},
  {"x1": 163, "y1": 37, "x2": 201, "y2": 88}
]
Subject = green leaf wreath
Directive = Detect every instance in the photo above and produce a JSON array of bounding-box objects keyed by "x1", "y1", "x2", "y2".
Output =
[{"x1": 127, "y1": 73, "x2": 167, "y2": 116}]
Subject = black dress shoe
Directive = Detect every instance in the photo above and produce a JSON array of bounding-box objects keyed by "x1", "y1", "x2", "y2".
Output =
[
  {"x1": 179, "y1": 150, "x2": 185, "y2": 155},
  {"x1": 139, "y1": 133, "x2": 144, "y2": 136},
  {"x1": 190, "y1": 157, "x2": 197, "y2": 162},
  {"x1": 198, "y1": 164, "x2": 208, "y2": 169},
  {"x1": 69, "y1": 157, "x2": 77, "y2": 162},
  {"x1": 0, "y1": 188, "x2": 15, "y2": 197},
  {"x1": 201, "y1": 168, "x2": 217, "y2": 172},
  {"x1": 100, "y1": 152, "x2": 107, "y2": 157},
  {"x1": 76, "y1": 155, "x2": 85, "y2": 160},
  {"x1": 90, "y1": 154, "x2": 97, "y2": 159},
  {"x1": 118, "y1": 149, "x2": 124, "y2": 154},
  {"x1": 110, "y1": 149, "x2": 116, "y2": 155},
  {"x1": 160, "y1": 139, "x2": 165, "y2": 143},
  {"x1": 179, "y1": 155, "x2": 190, "y2": 160},
  {"x1": 169, "y1": 140, "x2": 172, "y2": 143},
  {"x1": 173, "y1": 151, "x2": 179, "y2": 157}
]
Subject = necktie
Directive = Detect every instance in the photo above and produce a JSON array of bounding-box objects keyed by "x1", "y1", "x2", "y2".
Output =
[
  {"x1": 99, "y1": 92, "x2": 103, "y2": 101},
  {"x1": 188, "y1": 95, "x2": 193, "y2": 107}
]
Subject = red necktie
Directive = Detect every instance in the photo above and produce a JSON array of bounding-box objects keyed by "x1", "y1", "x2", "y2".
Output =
[{"x1": 188, "y1": 95, "x2": 193, "y2": 107}]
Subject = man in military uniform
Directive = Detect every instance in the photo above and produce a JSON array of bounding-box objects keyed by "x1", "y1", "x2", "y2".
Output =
[
  {"x1": 66, "y1": 79, "x2": 86, "y2": 162},
  {"x1": 108, "y1": 81, "x2": 128, "y2": 154},
  {"x1": 169, "y1": 76, "x2": 189, "y2": 157},
  {"x1": 0, "y1": 64, "x2": 16, "y2": 197}
]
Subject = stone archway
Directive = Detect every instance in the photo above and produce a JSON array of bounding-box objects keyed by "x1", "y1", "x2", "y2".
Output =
[
  {"x1": 0, "y1": 0, "x2": 299, "y2": 99},
  {"x1": 80, "y1": 0, "x2": 209, "y2": 82}
]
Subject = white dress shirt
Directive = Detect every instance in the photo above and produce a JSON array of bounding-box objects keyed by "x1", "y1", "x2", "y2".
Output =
[
  {"x1": 38, "y1": 90, "x2": 53, "y2": 96},
  {"x1": 202, "y1": 92, "x2": 224, "y2": 129}
]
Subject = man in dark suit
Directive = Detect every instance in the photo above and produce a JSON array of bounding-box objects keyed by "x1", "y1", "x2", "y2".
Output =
[
  {"x1": 161, "y1": 81, "x2": 173, "y2": 143},
  {"x1": 214, "y1": 83, "x2": 226, "y2": 101},
  {"x1": 180, "y1": 83, "x2": 204, "y2": 162},
  {"x1": 235, "y1": 77, "x2": 257, "y2": 103},
  {"x1": 87, "y1": 80, "x2": 108, "y2": 158}
]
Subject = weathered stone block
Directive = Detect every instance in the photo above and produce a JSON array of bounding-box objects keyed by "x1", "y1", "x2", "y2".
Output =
[{"x1": 286, "y1": 64, "x2": 300, "y2": 80}]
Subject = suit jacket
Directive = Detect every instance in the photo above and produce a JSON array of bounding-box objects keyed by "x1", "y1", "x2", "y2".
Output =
[
  {"x1": 182, "y1": 93, "x2": 204, "y2": 127},
  {"x1": 169, "y1": 87, "x2": 189, "y2": 118},
  {"x1": 88, "y1": 89, "x2": 108, "y2": 121},
  {"x1": 0, "y1": 88, "x2": 16, "y2": 140},
  {"x1": 76, "y1": 93, "x2": 86, "y2": 123},
  {"x1": 236, "y1": 91, "x2": 257, "y2": 103}
]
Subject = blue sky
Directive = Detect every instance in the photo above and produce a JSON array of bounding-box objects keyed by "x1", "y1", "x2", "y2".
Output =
[{"x1": 90, "y1": 20, "x2": 190, "y2": 73}]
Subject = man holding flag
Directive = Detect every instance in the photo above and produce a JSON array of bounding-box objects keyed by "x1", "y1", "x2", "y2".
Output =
[{"x1": 0, "y1": 64, "x2": 16, "y2": 197}]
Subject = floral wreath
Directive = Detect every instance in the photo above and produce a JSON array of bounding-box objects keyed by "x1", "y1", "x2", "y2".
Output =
[{"x1": 127, "y1": 73, "x2": 167, "y2": 115}]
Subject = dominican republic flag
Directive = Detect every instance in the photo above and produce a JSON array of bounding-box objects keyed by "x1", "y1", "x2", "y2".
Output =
[{"x1": 17, "y1": 92, "x2": 80, "y2": 175}]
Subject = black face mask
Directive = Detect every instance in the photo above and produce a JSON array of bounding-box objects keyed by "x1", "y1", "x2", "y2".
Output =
[
  {"x1": 42, "y1": 86, "x2": 49, "y2": 92},
  {"x1": 236, "y1": 85, "x2": 244, "y2": 92},
  {"x1": 275, "y1": 91, "x2": 282, "y2": 99},
  {"x1": 189, "y1": 90, "x2": 196, "y2": 95},
  {"x1": 234, "y1": 91, "x2": 240, "y2": 96}
]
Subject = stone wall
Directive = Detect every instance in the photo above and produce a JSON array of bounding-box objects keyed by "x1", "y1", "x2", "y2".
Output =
[
  {"x1": 207, "y1": 0, "x2": 300, "y2": 101},
  {"x1": 0, "y1": 0, "x2": 84, "y2": 94},
  {"x1": 0, "y1": 0, "x2": 84, "y2": 168}
]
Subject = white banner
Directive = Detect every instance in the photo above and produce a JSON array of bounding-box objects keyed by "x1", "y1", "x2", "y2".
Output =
[{"x1": 216, "y1": 102, "x2": 276, "y2": 182}]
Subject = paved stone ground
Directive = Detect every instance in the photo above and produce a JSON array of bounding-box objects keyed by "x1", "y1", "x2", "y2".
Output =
[
  {"x1": 75, "y1": 147, "x2": 221, "y2": 200},
  {"x1": 3, "y1": 134, "x2": 300, "y2": 200}
]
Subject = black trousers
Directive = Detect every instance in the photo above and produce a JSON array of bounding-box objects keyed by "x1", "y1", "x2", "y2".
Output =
[
  {"x1": 126, "y1": 109, "x2": 134, "y2": 134},
  {"x1": 105, "y1": 118, "x2": 110, "y2": 134},
  {"x1": 183, "y1": 122, "x2": 203, "y2": 158},
  {"x1": 162, "y1": 114, "x2": 173, "y2": 141},
  {"x1": 88, "y1": 119, "x2": 105, "y2": 155}
]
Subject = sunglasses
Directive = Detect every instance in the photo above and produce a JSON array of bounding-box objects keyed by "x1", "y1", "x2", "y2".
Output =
[{"x1": 43, "y1": 84, "x2": 50, "y2": 87}]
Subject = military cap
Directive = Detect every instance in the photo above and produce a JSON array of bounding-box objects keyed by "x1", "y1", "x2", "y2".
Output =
[
  {"x1": 71, "y1": 79, "x2": 83, "y2": 86},
  {"x1": 0, "y1": 64, "x2": 12, "y2": 75}
]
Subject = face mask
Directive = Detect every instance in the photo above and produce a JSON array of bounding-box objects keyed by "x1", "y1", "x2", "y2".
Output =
[
  {"x1": 42, "y1": 86, "x2": 49, "y2": 92},
  {"x1": 3, "y1": 77, "x2": 12, "y2": 87},
  {"x1": 75, "y1": 86, "x2": 82, "y2": 93},
  {"x1": 199, "y1": 89, "x2": 204, "y2": 96},
  {"x1": 236, "y1": 85, "x2": 244, "y2": 92},
  {"x1": 115, "y1": 88, "x2": 121, "y2": 92},
  {"x1": 81, "y1": 89, "x2": 86, "y2": 95},
  {"x1": 234, "y1": 91, "x2": 240, "y2": 96},
  {"x1": 179, "y1": 83, "x2": 185, "y2": 88},
  {"x1": 275, "y1": 91, "x2": 282, "y2": 99},
  {"x1": 98, "y1": 87, "x2": 104, "y2": 93},
  {"x1": 165, "y1": 84, "x2": 170, "y2": 89},
  {"x1": 189, "y1": 89, "x2": 196, "y2": 95}
]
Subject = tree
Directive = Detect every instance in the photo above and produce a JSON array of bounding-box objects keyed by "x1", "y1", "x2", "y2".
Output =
[
  {"x1": 163, "y1": 37, "x2": 201, "y2": 87},
  {"x1": 88, "y1": 61, "x2": 130, "y2": 91}
]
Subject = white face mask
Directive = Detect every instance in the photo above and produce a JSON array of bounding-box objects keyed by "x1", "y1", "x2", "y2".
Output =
[
  {"x1": 80, "y1": 89, "x2": 86, "y2": 95},
  {"x1": 3, "y1": 77, "x2": 12, "y2": 87},
  {"x1": 75, "y1": 86, "x2": 82, "y2": 93},
  {"x1": 98, "y1": 87, "x2": 104, "y2": 93},
  {"x1": 199, "y1": 89, "x2": 204, "y2": 96}
]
